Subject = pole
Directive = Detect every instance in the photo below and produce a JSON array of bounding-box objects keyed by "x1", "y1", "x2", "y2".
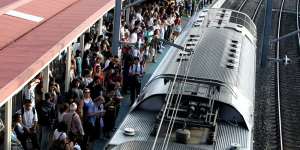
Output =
[
  {"x1": 260, "y1": 0, "x2": 272, "y2": 67},
  {"x1": 271, "y1": 29, "x2": 300, "y2": 43},
  {"x1": 4, "y1": 98, "x2": 12, "y2": 150},
  {"x1": 42, "y1": 65, "x2": 50, "y2": 99},
  {"x1": 97, "y1": 18, "x2": 103, "y2": 37},
  {"x1": 64, "y1": 47, "x2": 72, "y2": 92},
  {"x1": 112, "y1": 0, "x2": 122, "y2": 56}
]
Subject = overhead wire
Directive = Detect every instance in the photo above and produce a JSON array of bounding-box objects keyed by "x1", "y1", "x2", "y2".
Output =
[
  {"x1": 161, "y1": 51, "x2": 189, "y2": 149},
  {"x1": 153, "y1": 3, "x2": 204, "y2": 149},
  {"x1": 163, "y1": 35, "x2": 201, "y2": 150},
  {"x1": 162, "y1": 4, "x2": 205, "y2": 149},
  {"x1": 151, "y1": 47, "x2": 185, "y2": 150}
]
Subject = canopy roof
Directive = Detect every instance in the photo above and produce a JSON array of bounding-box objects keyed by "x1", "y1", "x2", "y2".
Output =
[{"x1": 0, "y1": 0, "x2": 114, "y2": 106}]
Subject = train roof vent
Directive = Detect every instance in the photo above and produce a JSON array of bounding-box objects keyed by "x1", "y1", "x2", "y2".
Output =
[
  {"x1": 230, "y1": 44, "x2": 238, "y2": 48},
  {"x1": 179, "y1": 51, "x2": 191, "y2": 56},
  {"x1": 176, "y1": 57, "x2": 189, "y2": 62},
  {"x1": 227, "y1": 59, "x2": 235, "y2": 64},
  {"x1": 218, "y1": 20, "x2": 222, "y2": 25},
  {"x1": 222, "y1": 9, "x2": 226, "y2": 13},
  {"x1": 188, "y1": 38, "x2": 198, "y2": 42},
  {"x1": 220, "y1": 14, "x2": 225, "y2": 18},
  {"x1": 186, "y1": 43, "x2": 196, "y2": 47},
  {"x1": 229, "y1": 49, "x2": 237, "y2": 53},
  {"x1": 190, "y1": 34, "x2": 201, "y2": 38},
  {"x1": 231, "y1": 40, "x2": 238, "y2": 44},
  {"x1": 228, "y1": 53, "x2": 237, "y2": 58},
  {"x1": 226, "y1": 64, "x2": 235, "y2": 69}
]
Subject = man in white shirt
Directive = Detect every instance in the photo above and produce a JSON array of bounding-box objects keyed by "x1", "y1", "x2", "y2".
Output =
[
  {"x1": 129, "y1": 28, "x2": 138, "y2": 44},
  {"x1": 129, "y1": 57, "x2": 144, "y2": 106},
  {"x1": 24, "y1": 79, "x2": 40, "y2": 107},
  {"x1": 136, "y1": 9, "x2": 143, "y2": 22},
  {"x1": 17, "y1": 99, "x2": 39, "y2": 149},
  {"x1": 131, "y1": 44, "x2": 140, "y2": 58}
]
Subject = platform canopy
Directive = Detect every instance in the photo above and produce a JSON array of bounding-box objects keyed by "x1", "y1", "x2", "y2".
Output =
[{"x1": 0, "y1": 0, "x2": 115, "y2": 106}]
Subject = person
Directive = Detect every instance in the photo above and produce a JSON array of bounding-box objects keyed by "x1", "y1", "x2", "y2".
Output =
[
  {"x1": 173, "y1": 14, "x2": 182, "y2": 40},
  {"x1": 70, "y1": 79, "x2": 83, "y2": 104},
  {"x1": 186, "y1": 0, "x2": 192, "y2": 17},
  {"x1": 14, "y1": 114, "x2": 26, "y2": 150},
  {"x1": 63, "y1": 103, "x2": 84, "y2": 147},
  {"x1": 11, "y1": 124, "x2": 24, "y2": 150},
  {"x1": 58, "y1": 103, "x2": 69, "y2": 123},
  {"x1": 94, "y1": 96, "x2": 106, "y2": 139},
  {"x1": 16, "y1": 99, "x2": 39, "y2": 150},
  {"x1": 24, "y1": 79, "x2": 40, "y2": 107},
  {"x1": 150, "y1": 29, "x2": 160, "y2": 62},
  {"x1": 81, "y1": 88, "x2": 99, "y2": 149},
  {"x1": 129, "y1": 28, "x2": 138, "y2": 44},
  {"x1": 130, "y1": 44, "x2": 141, "y2": 58},
  {"x1": 50, "y1": 122, "x2": 74, "y2": 150},
  {"x1": 88, "y1": 76, "x2": 105, "y2": 100},
  {"x1": 129, "y1": 57, "x2": 144, "y2": 106},
  {"x1": 82, "y1": 69, "x2": 93, "y2": 88},
  {"x1": 37, "y1": 93, "x2": 56, "y2": 150},
  {"x1": 75, "y1": 50, "x2": 83, "y2": 78},
  {"x1": 49, "y1": 81, "x2": 61, "y2": 105}
]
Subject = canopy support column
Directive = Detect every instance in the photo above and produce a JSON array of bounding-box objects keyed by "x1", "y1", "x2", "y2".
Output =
[
  {"x1": 64, "y1": 47, "x2": 72, "y2": 92},
  {"x1": 42, "y1": 65, "x2": 50, "y2": 98},
  {"x1": 97, "y1": 18, "x2": 103, "y2": 37},
  {"x1": 112, "y1": 0, "x2": 122, "y2": 56},
  {"x1": 4, "y1": 98, "x2": 12, "y2": 150},
  {"x1": 126, "y1": 7, "x2": 130, "y2": 25},
  {"x1": 80, "y1": 34, "x2": 85, "y2": 58}
]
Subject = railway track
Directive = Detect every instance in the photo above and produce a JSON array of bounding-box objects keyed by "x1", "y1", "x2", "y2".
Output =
[{"x1": 275, "y1": 0, "x2": 300, "y2": 149}]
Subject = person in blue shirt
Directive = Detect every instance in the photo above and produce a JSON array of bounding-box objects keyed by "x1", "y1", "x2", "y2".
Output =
[
  {"x1": 129, "y1": 57, "x2": 144, "y2": 106},
  {"x1": 82, "y1": 88, "x2": 100, "y2": 150}
]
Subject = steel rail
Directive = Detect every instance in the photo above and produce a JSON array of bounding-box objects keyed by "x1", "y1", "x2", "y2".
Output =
[
  {"x1": 297, "y1": 0, "x2": 300, "y2": 48},
  {"x1": 252, "y1": 0, "x2": 264, "y2": 20},
  {"x1": 238, "y1": 0, "x2": 248, "y2": 11},
  {"x1": 276, "y1": 0, "x2": 285, "y2": 149}
]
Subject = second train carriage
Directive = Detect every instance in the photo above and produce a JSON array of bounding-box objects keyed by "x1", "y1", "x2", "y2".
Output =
[{"x1": 107, "y1": 8, "x2": 257, "y2": 150}]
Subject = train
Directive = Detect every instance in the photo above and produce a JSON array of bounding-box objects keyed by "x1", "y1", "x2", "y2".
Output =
[{"x1": 107, "y1": 8, "x2": 257, "y2": 150}]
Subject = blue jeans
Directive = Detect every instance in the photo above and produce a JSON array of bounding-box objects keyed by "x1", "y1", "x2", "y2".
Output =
[{"x1": 40, "y1": 126, "x2": 50, "y2": 150}]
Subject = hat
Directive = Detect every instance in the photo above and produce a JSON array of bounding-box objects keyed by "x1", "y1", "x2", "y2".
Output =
[{"x1": 70, "y1": 103, "x2": 77, "y2": 111}]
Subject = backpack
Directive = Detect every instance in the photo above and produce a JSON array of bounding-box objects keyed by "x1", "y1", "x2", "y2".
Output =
[{"x1": 37, "y1": 102, "x2": 54, "y2": 126}]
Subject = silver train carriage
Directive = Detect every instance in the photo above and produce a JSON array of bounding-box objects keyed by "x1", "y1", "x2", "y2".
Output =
[{"x1": 107, "y1": 8, "x2": 257, "y2": 150}]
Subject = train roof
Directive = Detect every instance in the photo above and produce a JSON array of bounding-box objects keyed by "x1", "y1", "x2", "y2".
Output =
[
  {"x1": 145, "y1": 8, "x2": 257, "y2": 129},
  {"x1": 108, "y1": 8, "x2": 256, "y2": 150}
]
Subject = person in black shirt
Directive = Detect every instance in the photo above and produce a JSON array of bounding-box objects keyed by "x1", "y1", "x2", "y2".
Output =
[{"x1": 37, "y1": 93, "x2": 56, "y2": 150}]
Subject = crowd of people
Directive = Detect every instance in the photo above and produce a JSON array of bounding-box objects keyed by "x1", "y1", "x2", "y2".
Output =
[{"x1": 10, "y1": 0, "x2": 207, "y2": 150}]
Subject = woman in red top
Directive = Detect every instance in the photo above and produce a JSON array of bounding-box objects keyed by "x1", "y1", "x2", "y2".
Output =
[{"x1": 92, "y1": 64, "x2": 104, "y2": 82}]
